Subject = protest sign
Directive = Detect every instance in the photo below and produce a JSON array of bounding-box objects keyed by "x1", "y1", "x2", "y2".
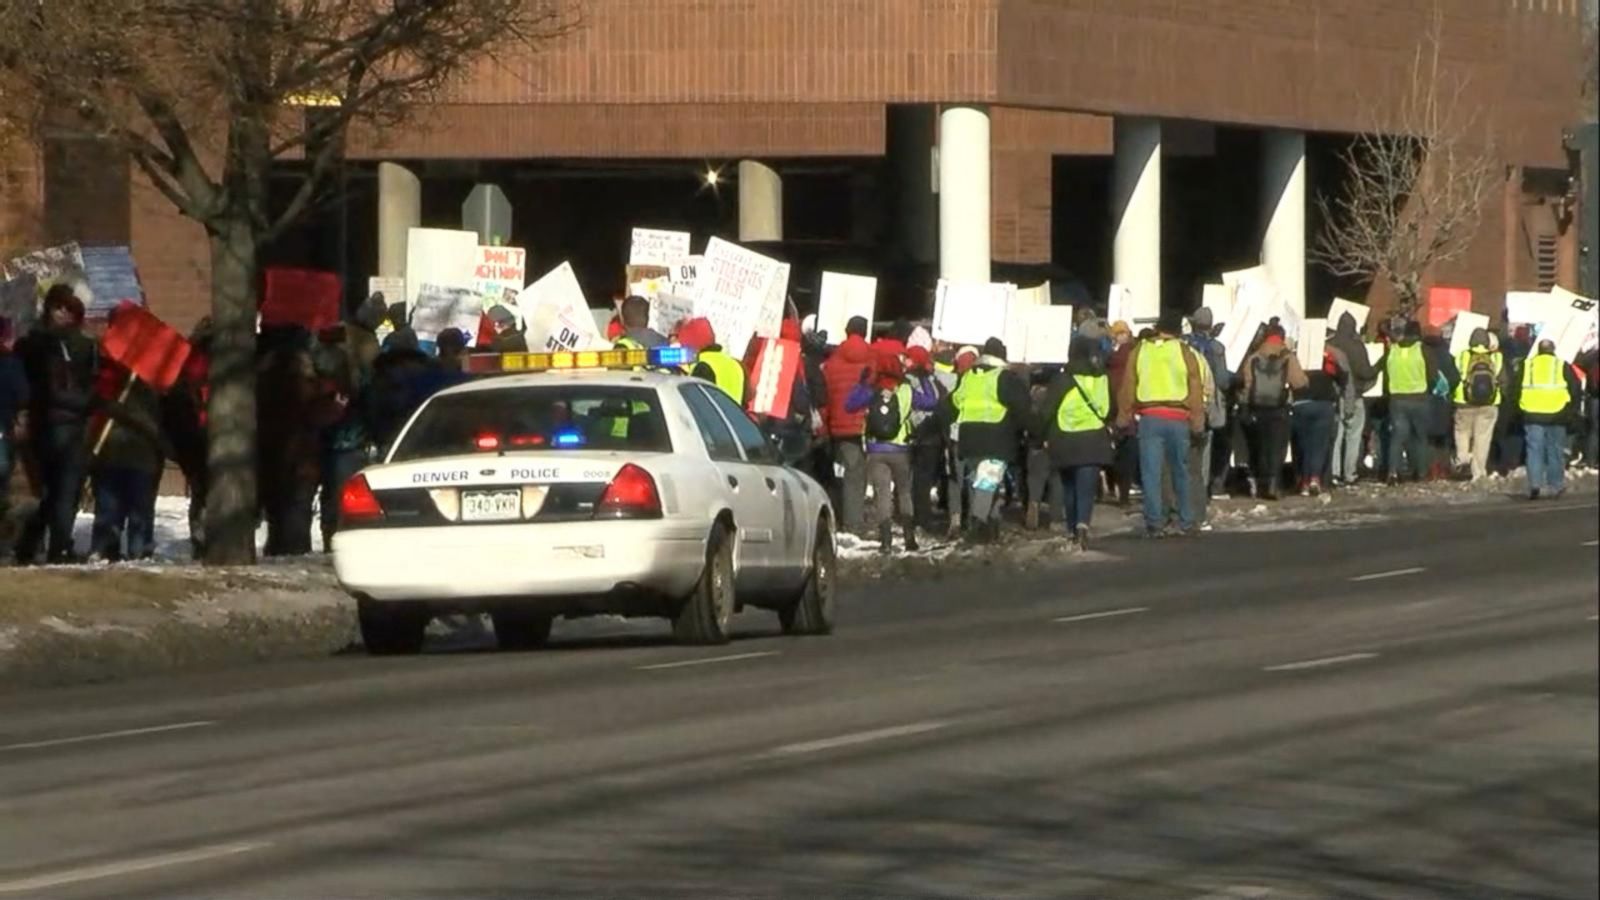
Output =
[
  {"x1": 474, "y1": 246, "x2": 527, "y2": 303},
  {"x1": 1448, "y1": 312, "x2": 1491, "y2": 357},
  {"x1": 7, "y1": 242, "x2": 93, "y2": 310},
  {"x1": 411, "y1": 284, "x2": 484, "y2": 346},
  {"x1": 1426, "y1": 286, "x2": 1472, "y2": 328},
  {"x1": 668, "y1": 256, "x2": 702, "y2": 294},
  {"x1": 694, "y1": 237, "x2": 785, "y2": 360},
  {"x1": 1200, "y1": 284, "x2": 1234, "y2": 325},
  {"x1": 1364, "y1": 343, "x2": 1387, "y2": 398},
  {"x1": 520, "y1": 262, "x2": 604, "y2": 352},
  {"x1": 747, "y1": 337, "x2": 801, "y2": 420},
  {"x1": 1542, "y1": 291, "x2": 1598, "y2": 362},
  {"x1": 816, "y1": 272, "x2": 878, "y2": 345},
  {"x1": 1504, "y1": 291, "x2": 1552, "y2": 325},
  {"x1": 1221, "y1": 282, "x2": 1271, "y2": 373},
  {"x1": 403, "y1": 228, "x2": 478, "y2": 308},
  {"x1": 649, "y1": 292, "x2": 698, "y2": 338},
  {"x1": 629, "y1": 228, "x2": 692, "y2": 267},
  {"x1": 1296, "y1": 319, "x2": 1327, "y2": 371},
  {"x1": 754, "y1": 263, "x2": 791, "y2": 343},
  {"x1": 933, "y1": 279, "x2": 1014, "y2": 346},
  {"x1": 629, "y1": 274, "x2": 672, "y2": 301},
  {"x1": 367, "y1": 276, "x2": 406, "y2": 307},
  {"x1": 1106, "y1": 283, "x2": 1130, "y2": 326},
  {"x1": 261, "y1": 267, "x2": 342, "y2": 333},
  {"x1": 1022, "y1": 305, "x2": 1075, "y2": 364},
  {"x1": 80, "y1": 246, "x2": 143, "y2": 316},
  {"x1": 1, "y1": 274, "x2": 39, "y2": 332},
  {"x1": 1005, "y1": 284, "x2": 1048, "y2": 357},
  {"x1": 1327, "y1": 297, "x2": 1371, "y2": 333},
  {"x1": 101, "y1": 303, "x2": 192, "y2": 392},
  {"x1": 1221, "y1": 265, "x2": 1269, "y2": 292}
]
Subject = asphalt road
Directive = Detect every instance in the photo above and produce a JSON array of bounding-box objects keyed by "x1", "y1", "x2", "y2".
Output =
[{"x1": 1, "y1": 498, "x2": 1596, "y2": 899}]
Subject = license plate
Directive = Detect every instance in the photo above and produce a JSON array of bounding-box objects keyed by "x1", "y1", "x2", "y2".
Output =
[{"x1": 461, "y1": 490, "x2": 521, "y2": 522}]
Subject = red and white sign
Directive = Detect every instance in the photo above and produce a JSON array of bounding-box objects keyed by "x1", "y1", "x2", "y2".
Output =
[
  {"x1": 474, "y1": 246, "x2": 527, "y2": 304},
  {"x1": 747, "y1": 337, "x2": 800, "y2": 420}
]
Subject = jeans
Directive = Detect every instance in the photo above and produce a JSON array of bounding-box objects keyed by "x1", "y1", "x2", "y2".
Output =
[
  {"x1": 1137, "y1": 417, "x2": 1193, "y2": 532},
  {"x1": 910, "y1": 441, "x2": 944, "y2": 527},
  {"x1": 16, "y1": 424, "x2": 88, "y2": 562},
  {"x1": 1162, "y1": 430, "x2": 1211, "y2": 525},
  {"x1": 1244, "y1": 407, "x2": 1291, "y2": 493},
  {"x1": 1058, "y1": 465, "x2": 1100, "y2": 532},
  {"x1": 1387, "y1": 396, "x2": 1431, "y2": 480},
  {"x1": 1333, "y1": 397, "x2": 1366, "y2": 481},
  {"x1": 1025, "y1": 447, "x2": 1061, "y2": 514},
  {"x1": 90, "y1": 466, "x2": 158, "y2": 560},
  {"x1": 1292, "y1": 401, "x2": 1336, "y2": 485},
  {"x1": 831, "y1": 438, "x2": 868, "y2": 533},
  {"x1": 1452, "y1": 405, "x2": 1499, "y2": 481},
  {"x1": 865, "y1": 449, "x2": 913, "y2": 526},
  {"x1": 320, "y1": 446, "x2": 369, "y2": 546},
  {"x1": 1525, "y1": 423, "x2": 1567, "y2": 493}
]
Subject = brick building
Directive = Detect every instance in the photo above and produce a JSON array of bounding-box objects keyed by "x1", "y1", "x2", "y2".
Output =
[{"x1": 3, "y1": 0, "x2": 1592, "y2": 331}]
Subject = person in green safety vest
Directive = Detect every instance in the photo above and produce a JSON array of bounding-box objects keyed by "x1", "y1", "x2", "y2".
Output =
[
  {"x1": 845, "y1": 350, "x2": 938, "y2": 553},
  {"x1": 1377, "y1": 319, "x2": 1441, "y2": 484},
  {"x1": 1451, "y1": 326, "x2": 1507, "y2": 482},
  {"x1": 1038, "y1": 335, "x2": 1116, "y2": 550},
  {"x1": 1519, "y1": 338, "x2": 1579, "y2": 500},
  {"x1": 675, "y1": 317, "x2": 747, "y2": 405},
  {"x1": 1114, "y1": 311, "x2": 1205, "y2": 538},
  {"x1": 935, "y1": 337, "x2": 1031, "y2": 543}
]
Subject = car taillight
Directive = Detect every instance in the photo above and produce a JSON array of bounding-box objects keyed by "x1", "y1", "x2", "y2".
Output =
[
  {"x1": 595, "y1": 463, "x2": 661, "y2": 519},
  {"x1": 475, "y1": 432, "x2": 502, "y2": 451},
  {"x1": 339, "y1": 474, "x2": 384, "y2": 523}
]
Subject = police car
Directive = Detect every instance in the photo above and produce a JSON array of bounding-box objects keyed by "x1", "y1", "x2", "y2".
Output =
[{"x1": 332, "y1": 345, "x2": 838, "y2": 654}]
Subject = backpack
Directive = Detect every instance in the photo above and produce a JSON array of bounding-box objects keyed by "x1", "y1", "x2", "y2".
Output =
[
  {"x1": 1248, "y1": 354, "x2": 1288, "y2": 408},
  {"x1": 865, "y1": 387, "x2": 903, "y2": 441},
  {"x1": 1463, "y1": 354, "x2": 1497, "y2": 406}
]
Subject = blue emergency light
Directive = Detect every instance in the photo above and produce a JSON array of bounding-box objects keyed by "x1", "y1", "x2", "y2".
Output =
[
  {"x1": 552, "y1": 429, "x2": 586, "y2": 448},
  {"x1": 650, "y1": 345, "x2": 695, "y2": 368}
]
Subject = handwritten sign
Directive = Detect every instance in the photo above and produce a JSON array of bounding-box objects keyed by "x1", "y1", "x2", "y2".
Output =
[
  {"x1": 7, "y1": 243, "x2": 92, "y2": 310},
  {"x1": 1022, "y1": 305, "x2": 1075, "y2": 364},
  {"x1": 1296, "y1": 319, "x2": 1327, "y2": 371},
  {"x1": 80, "y1": 246, "x2": 143, "y2": 316},
  {"x1": 754, "y1": 262, "x2": 792, "y2": 344},
  {"x1": 520, "y1": 262, "x2": 603, "y2": 352},
  {"x1": 694, "y1": 237, "x2": 785, "y2": 361},
  {"x1": 403, "y1": 228, "x2": 478, "y2": 308},
  {"x1": 649, "y1": 291, "x2": 697, "y2": 338},
  {"x1": 411, "y1": 284, "x2": 484, "y2": 346},
  {"x1": 1327, "y1": 297, "x2": 1371, "y2": 333},
  {"x1": 933, "y1": 279, "x2": 1014, "y2": 346},
  {"x1": 816, "y1": 272, "x2": 878, "y2": 345},
  {"x1": 0, "y1": 274, "x2": 39, "y2": 332},
  {"x1": 629, "y1": 228, "x2": 692, "y2": 267},
  {"x1": 474, "y1": 246, "x2": 526, "y2": 303},
  {"x1": 669, "y1": 255, "x2": 702, "y2": 294},
  {"x1": 367, "y1": 276, "x2": 406, "y2": 307}
]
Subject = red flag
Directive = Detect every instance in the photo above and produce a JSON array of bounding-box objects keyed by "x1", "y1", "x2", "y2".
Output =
[
  {"x1": 747, "y1": 337, "x2": 800, "y2": 420},
  {"x1": 1426, "y1": 286, "x2": 1472, "y2": 328},
  {"x1": 101, "y1": 303, "x2": 192, "y2": 392},
  {"x1": 261, "y1": 267, "x2": 342, "y2": 333}
]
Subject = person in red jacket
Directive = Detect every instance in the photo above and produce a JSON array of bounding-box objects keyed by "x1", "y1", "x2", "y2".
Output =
[{"x1": 820, "y1": 316, "x2": 875, "y2": 533}]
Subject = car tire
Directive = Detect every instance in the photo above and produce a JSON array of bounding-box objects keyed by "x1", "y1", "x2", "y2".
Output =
[
  {"x1": 780, "y1": 519, "x2": 836, "y2": 636},
  {"x1": 673, "y1": 525, "x2": 735, "y2": 645},
  {"x1": 358, "y1": 599, "x2": 428, "y2": 656},
  {"x1": 491, "y1": 609, "x2": 554, "y2": 651}
]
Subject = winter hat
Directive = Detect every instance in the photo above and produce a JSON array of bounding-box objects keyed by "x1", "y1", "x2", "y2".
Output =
[
  {"x1": 845, "y1": 315, "x2": 870, "y2": 338},
  {"x1": 675, "y1": 317, "x2": 717, "y2": 352},
  {"x1": 1190, "y1": 307, "x2": 1215, "y2": 331},
  {"x1": 801, "y1": 313, "x2": 819, "y2": 335},
  {"x1": 1157, "y1": 310, "x2": 1185, "y2": 336},
  {"x1": 1263, "y1": 322, "x2": 1287, "y2": 343},
  {"x1": 954, "y1": 345, "x2": 980, "y2": 374},
  {"x1": 1109, "y1": 320, "x2": 1132, "y2": 341},
  {"x1": 436, "y1": 328, "x2": 469, "y2": 351},
  {"x1": 905, "y1": 345, "x2": 933, "y2": 372},
  {"x1": 875, "y1": 350, "x2": 905, "y2": 382},
  {"x1": 605, "y1": 316, "x2": 624, "y2": 341},
  {"x1": 982, "y1": 337, "x2": 1008, "y2": 360},
  {"x1": 907, "y1": 325, "x2": 933, "y2": 351},
  {"x1": 1077, "y1": 318, "x2": 1106, "y2": 342},
  {"x1": 1469, "y1": 327, "x2": 1490, "y2": 349},
  {"x1": 486, "y1": 304, "x2": 517, "y2": 326}
]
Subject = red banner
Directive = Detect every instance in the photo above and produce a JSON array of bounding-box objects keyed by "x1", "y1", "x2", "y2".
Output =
[
  {"x1": 101, "y1": 302, "x2": 192, "y2": 392},
  {"x1": 1426, "y1": 286, "x2": 1472, "y2": 328},
  {"x1": 261, "y1": 267, "x2": 342, "y2": 333},
  {"x1": 746, "y1": 337, "x2": 799, "y2": 420}
]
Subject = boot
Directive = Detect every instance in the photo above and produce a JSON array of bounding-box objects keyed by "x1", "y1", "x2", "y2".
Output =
[
  {"x1": 903, "y1": 523, "x2": 919, "y2": 553},
  {"x1": 877, "y1": 521, "x2": 894, "y2": 554},
  {"x1": 1024, "y1": 502, "x2": 1040, "y2": 531},
  {"x1": 1074, "y1": 524, "x2": 1091, "y2": 551},
  {"x1": 947, "y1": 511, "x2": 962, "y2": 539}
]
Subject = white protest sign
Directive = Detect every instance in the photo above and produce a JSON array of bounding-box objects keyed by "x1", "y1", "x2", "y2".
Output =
[
  {"x1": 1005, "y1": 284, "x2": 1048, "y2": 358},
  {"x1": 1297, "y1": 319, "x2": 1327, "y2": 371},
  {"x1": 1023, "y1": 305, "x2": 1075, "y2": 364},
  {"x1": 628, "y1": 275, "x2": 671, "y2": 301},
  {"x1": 816, "y1": 272, "x2": 878, "y2": 345},
  {"x1": 1221, "y1": 265, "x2": 1269, "y2": 291},
  {"x1": 520, "y1": 262, "x2": 603, "y2": 352},
  {"x1": 694, "y1": 237, "x2": 784, "y2": 359},
  {"x1": 7, "y1": 242, "x2": 92, "y2": 310},
  {"x1": 933, "y1": 279, "x2": 1014, "y2": 346},
  {"x1": 1448, "y1": 311, "x2": 1491, "y2": 357},
  {"x1": 1504, "y1": 291, "x2": 1551, "y2": 325},
  {"x1": 668, "y1": 255, "x2": 702, "y2": 294},
  {"x1": 754, "y1": 262, "x2": 791, "y2": 343},
  {"x1": 1364, "y1": 343, "x2": 1386, "y2": 398},
  {"x1": 649, "y1": 292, "x2": 698, "y2": 338},
  {"x1": 367, "y1": 276, "x2": 406, "y2": 306},
  {"x1": 1220, "y1": 282, "x2": 1270, "y2": 373},
  {"x1": 412, "y1": 284, "x2": 484, "y2": 345},
  {"x1": 79, "y1": 245, "x2": 141, "y2": 315},
  {"x1": 1107, "y1": 283, "x2": 1130, "y2": 326},
  {"x1": 629, "y1": 228, "x2": 693, "y2": 267},
  {"x1": 474, "y1": 246, "x2": 527, "y2": 306},
  {"x1": 1200, "y1": 283, "x2": 1234, "y2": 325},
  {"x1": 1546, "y1": 290, "x2": 1598, "y2": 362},
  {"x1": 404, "y1": 228, "x2": 478, "y2": 308},
  {"x1": 1327, "y1": 297, "x2": 1371, "y2": 333}
]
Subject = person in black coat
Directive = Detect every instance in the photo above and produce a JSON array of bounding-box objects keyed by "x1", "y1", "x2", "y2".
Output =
[
  {"x1": 1037, "y1": 335, "x2": 1115, "y2": 548},
  {"x1": 13, "y1": 286, "x2": 97, "y2": 564}
]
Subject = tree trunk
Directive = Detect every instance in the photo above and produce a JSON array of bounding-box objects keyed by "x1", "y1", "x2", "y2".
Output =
[{"x1": 202, "y1": 216, "x2": 261, "y2": 566}]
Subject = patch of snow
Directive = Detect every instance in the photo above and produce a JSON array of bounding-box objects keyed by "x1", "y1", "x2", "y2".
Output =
[
  {"x1": 72, "y1": 496, "x2": 274, "y2": 563},
  {"x1": 36, "y1": 615, "x2": 144, "y2": 638}
]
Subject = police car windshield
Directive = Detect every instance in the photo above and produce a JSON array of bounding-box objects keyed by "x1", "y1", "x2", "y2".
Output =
[{"x1": 390, "y1": 386, "x2": 672, "y2": 462}]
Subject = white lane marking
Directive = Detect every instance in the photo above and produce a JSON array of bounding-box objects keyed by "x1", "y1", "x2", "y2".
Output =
[
  {"x1": 0, "y1": 842, "x2": 269, "y2": 894},
  {"x1": 636, "y1": 651, "x2": 778, "y2": 671},
  {"x1": 1588, "y1": 614, "x2": 1598, "y2": 622},
  {"x1": 1522, "y1": 502, "x2": 1598, "y2": 515},
  {"x1": 770, "y1": 721, "x2": 950, "y2": 757},
  {"x1": 0, "y1": 720, "x2": 217, "y2": 753},
  {"x1": 1581, "y1": 540, "x2": 1598, "y2": 547},
  {"x1": 1053, "y1": 606, "x2": 1149, "y2": 624},
  {"x1": 1191, "y1": 887, "x2": 1274, "y2": 900},
  {"x1": 1264, "y1": 652, "x2": 1378, "y2": 673},
  {"x1": 1348, "y1": 567, "x2": 1426, "y2": 583}
]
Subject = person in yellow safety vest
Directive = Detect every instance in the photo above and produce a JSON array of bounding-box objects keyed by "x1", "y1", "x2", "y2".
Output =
[
  {"x1": 674, "y1": 317, "x2": 746, "y2": 404},
  {"x1": 1378, "y1": 319, "x2": 1440, "y2": 485},
  {"x1": 845, "y1": 351, "x2": 937, "y2": 553},
  {"x1": 1113, "y1": 311, "x2": 1205, "y2": 538},
  {"x1": 935, "y1": 337, "x2": 1031, "y2": 543},
  {"x1": 1519, "y1": 338, "x2": 1577, "y2": 500},
  {"x1": 1038, "y1": 334, "x2": 1116, "y2": 550},
  {"x1": 1451, "y1": 327, "x2": 1506, "y2": 482}
]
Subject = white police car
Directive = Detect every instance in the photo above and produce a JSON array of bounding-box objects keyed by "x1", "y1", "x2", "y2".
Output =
[{"x1": 332, "y1": 346, "x2": 837, "y2": 654}]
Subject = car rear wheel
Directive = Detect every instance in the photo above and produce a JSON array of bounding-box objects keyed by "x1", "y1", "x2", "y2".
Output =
[
  {"x1": 780, "y1": 520, "x2": 836, "y2": 636},
  {"x1": 358, "y1": 599, "x2": 429, "y2": 656},
  {"x1": 491, "y1": 609, "x2": 554, "y2": 651},
  {"x1": 673, "y1": 525, "x2": 735, "y2": 645}
]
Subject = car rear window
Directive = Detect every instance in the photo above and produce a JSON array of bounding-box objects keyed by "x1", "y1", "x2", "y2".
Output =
[{"x1": 389, "y1": 386, "x2": 672, "y2": 462}]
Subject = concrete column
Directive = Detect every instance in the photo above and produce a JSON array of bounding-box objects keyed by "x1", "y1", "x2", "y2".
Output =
[
  {"x1": 377, "y1": 162, "x2": 421, "y2": 279},
  {"x1": 1261, "y1": 129, "x2": 1308, "y2": 318},
  {"x1": 1112, "y1": 117, "x2": 1161, "y2": 322},
  {"x1": 738, "y1": 160, "x2": 783, "y2": 243},
  {"x1": 889, "y1": 105, "x2": 939, "y2": 265},
  {"x1": 938, "y1": 104, "x2": 991, "y2": 283}
]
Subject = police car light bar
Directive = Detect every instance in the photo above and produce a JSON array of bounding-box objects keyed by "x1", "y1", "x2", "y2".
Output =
[{"x1": 465, "y1": 346, "x2": 697, "y2": 375}]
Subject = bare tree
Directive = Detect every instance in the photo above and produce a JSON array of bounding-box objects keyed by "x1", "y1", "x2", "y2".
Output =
[
  {"x1": 1313, "y1": 16, "x2": 1496, "y2": 318},
  {"x1": 0, "y1": 0, "x2": 580, "y2": 564}
]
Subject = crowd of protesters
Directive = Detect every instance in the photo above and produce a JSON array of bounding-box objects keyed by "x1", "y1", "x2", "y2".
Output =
[{"x1": 0, "y1": 280, "x2": 1595, "y2": 564}]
